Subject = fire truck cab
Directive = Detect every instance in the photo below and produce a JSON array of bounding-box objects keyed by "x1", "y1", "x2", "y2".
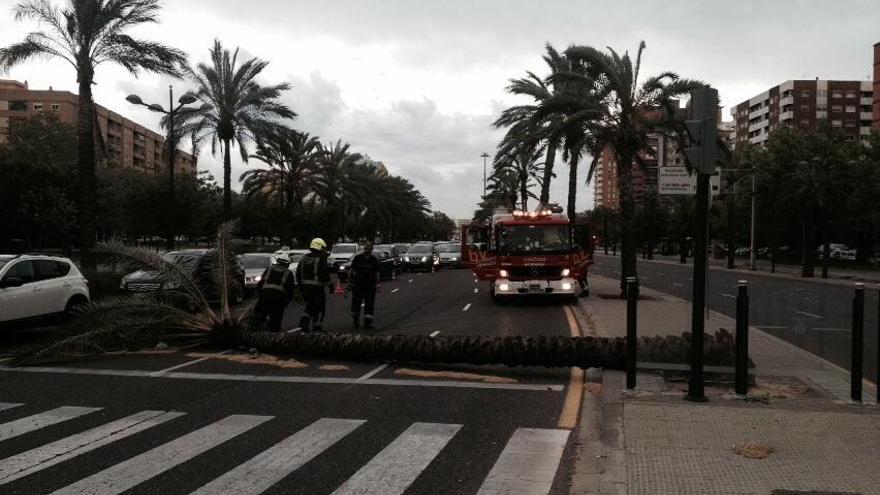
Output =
[{"x1": 461, "y1": 207, "x2": 593, "y2": 301}]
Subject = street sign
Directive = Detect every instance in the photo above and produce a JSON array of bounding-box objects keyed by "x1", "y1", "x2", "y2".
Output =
[{"x1": 658, "y1": 167, "x2": 721, "y2": 196}]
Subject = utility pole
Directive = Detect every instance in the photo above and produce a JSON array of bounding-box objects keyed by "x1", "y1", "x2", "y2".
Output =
[
  {"x1": 481, "y1": 152, "x2": 490, "y2": 199},
  {"x1": 683, "y1": 86, "x2": 719, "y2": 402}
]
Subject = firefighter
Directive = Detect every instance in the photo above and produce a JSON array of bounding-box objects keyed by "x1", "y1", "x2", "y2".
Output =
[
  {"x1": 254, "y1": 255, "x2": 296, "y2": 332},
  {"x1": 349, "y1": 241, "x2": 380, "y2": 329},
  {"x1": 295, "y1": 238, "x2": 333, "y2": 332}
]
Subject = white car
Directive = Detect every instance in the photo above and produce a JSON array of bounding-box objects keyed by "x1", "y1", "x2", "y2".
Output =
[
  {"x1": 273, "y1": 249, "x2": 309, "y2": 274},
  {"x1": 0, "y1": 254, "x2": 90, "y2": 324}
]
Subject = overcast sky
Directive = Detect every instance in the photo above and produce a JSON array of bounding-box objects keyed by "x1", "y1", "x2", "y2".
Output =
[{"x1": 2, "y1": 0, "x2": 878, "y2": 219}]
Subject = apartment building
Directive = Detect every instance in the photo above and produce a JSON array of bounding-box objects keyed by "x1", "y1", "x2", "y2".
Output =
[
  {"x1": 731, "y1": 79, "x2": 873, "y2": 147},
  {"x1": 0, "y1": 80, "x2": 196, "y2": 176},
  {"x1": 593, "y1": 133, "x2": 683, "y2": 210}
]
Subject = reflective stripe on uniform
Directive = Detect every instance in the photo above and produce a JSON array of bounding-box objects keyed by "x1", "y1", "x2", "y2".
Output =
[
  {"x1": 300, "y1": 256, "x2": 323, "y2": 285},
  {"x1": 262, "y1": 266, "x2": 290, "y2": 293}
]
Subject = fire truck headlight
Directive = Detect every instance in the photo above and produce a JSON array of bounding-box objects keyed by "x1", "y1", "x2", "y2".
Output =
[
  {"x1": 562, "y1": 283, "x2": 572, "y2": 291},
  {"x1": 561, "y1": 268, "x2": 571, "y2": 277},
  {"x1": 499, "y1": 283, "x2": 510, "y2": 291},
  {"x1": 499, "y1": 269, "x2": 509, "y2": 278}
]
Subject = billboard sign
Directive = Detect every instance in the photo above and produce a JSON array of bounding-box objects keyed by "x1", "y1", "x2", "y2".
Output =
[{"x1": 658, "y1": 167, "x2": 720, "y2": 196}]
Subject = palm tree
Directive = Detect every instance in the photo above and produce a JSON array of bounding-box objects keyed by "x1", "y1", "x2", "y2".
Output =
[
  {"x1": 551, "y1": 41, "x2": 704, "y2": 295},
  {"x1": 493, "y1": 144, "x2": 545, "y2": 210},
  {"x1": 241, "y1": 128, "x2": 320, "y2": 244},
  {"x1": 494, "y1": 44, "x2": 567, "y2": 206},
  {"x1": 0, "y1": 0, "x2": 187, "y2": 268},
  {"x1": 314, "y1": 140, "x2": 363, "y2": 239},
  {"x1": 174, "y1": 40, "x2": 296, "y2": 221}
]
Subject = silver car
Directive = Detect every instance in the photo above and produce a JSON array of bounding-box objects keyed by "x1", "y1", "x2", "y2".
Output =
[{"x1": 240, "y1": 253, "x2": 277, "y2": 293}]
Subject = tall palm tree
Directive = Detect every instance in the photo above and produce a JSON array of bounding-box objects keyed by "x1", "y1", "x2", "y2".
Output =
[
  {"x1": 241, "y1": 128, "x2": 320, "y2": 245},
  {"x1": 0, "y1": 0, "x2": 187, "y2": 268},
  {"x1": 494, "y1": 44, "x2": 566, "y2": 206},
  {"x1": 315, "y1": 140, "x2": 363, "y2": 239},
  {"x1": 550, "y1": 41, "x2": 704, "y2": 295},
  {"x1": 174, "y1": 40, "x2": 296, "y2": 220}
]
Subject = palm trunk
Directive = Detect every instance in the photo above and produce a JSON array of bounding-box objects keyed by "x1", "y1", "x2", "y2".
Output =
[
  {"x1": 222, "y1": 139, "x2": 232, "y2": 221},
  {"x1": 617, "y1": 151, "x2": 637, "y2": 297},
  {"x1": 820, "y1": 212, "x2": 830, "y2": 279},
  {"x1": 726, "y1": 195, "x2": 735, "y2": 269},
  {"x1": 801, "y1": 214, "x2": 816, "y2": 278},
  {"x1": 567, "y1": 155, "x2": 579, "y2": 223},
  {"x1": 540, "y1": 136, "x2": 558, "y2": 205},
  {"x1": 77, "y1": 72, "x2": 97, "y2": 271},
  {"x1": 520, "y1": 172, "x2": 528, "y2": 211}
]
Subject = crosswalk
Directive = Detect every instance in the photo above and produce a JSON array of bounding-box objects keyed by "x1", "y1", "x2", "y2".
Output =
[{"x1": 0, "y1": 402, "x2": 571, "y2": 494}]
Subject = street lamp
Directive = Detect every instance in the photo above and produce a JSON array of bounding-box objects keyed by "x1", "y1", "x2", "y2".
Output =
[
  {"x1": 480, "y1": 152, "x2": 490, "y2": 199},
  {"x1": 126, "y1": 87, "x2": 212, "y2": 250}
]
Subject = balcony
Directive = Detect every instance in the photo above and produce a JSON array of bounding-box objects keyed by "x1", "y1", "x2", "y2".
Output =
[
  {"x1": 779, "y1": 110, "x2": 794, "y2": 121},
  {"x1": 861, "y1": 97, "x2": 873, "y2": 106},
  {"x1": 860, "y1": 112, "x2": 873, "y2": 121},
  {"x1": 748, "y1": 105, "x2": 769, "y2": 119},
  {"x1": 780, "y1": 95, "x2": 794, "y2": 107}
]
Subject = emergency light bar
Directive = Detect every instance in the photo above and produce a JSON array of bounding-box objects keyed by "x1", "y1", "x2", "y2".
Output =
[{"x1": 511, "y1": 210, "x2": 554, "y2": 218}]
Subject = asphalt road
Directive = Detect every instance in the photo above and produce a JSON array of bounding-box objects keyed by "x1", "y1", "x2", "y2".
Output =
[
  {"x1": 591, "y1": 253, "x2": 879, "y2": 382},
  {"x1": 0, "y1": 267, "x2": 583, "y2": 494}
]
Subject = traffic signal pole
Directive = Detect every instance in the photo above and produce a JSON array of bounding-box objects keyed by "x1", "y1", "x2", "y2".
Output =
[{"x1": 684, "y1": 86, "x2": 718, "y2": 402}]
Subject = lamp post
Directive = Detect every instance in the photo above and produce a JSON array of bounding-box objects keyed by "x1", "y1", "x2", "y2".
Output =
[
  {"x1": 126, "y1": 87, "x2": 211, "y2": 251},
  {"x1": 480, "y1": 152, "x2": 490, "y2": 199}
]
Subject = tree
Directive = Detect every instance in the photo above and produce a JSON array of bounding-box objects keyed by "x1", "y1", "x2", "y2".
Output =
[
  {"x1": 551, "y1": 41, "x2": 704, "y2": 295},
  {"x1": 1, "y1": 0, "x2": 187, "y2": 267},
  {"x1": 494, "y1": 44, "x2": 567, "y2": 206},
  {"x1": 174, "y1": 39, "x2": 296, "y2": 220},
  {"x1": 492, "y1": 144, "x2": 545, "y2": 210}
]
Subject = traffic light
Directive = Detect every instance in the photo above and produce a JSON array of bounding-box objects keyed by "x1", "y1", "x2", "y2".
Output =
[{"x1": 684, "y1": 87, "x2": 719, "y2": 175}]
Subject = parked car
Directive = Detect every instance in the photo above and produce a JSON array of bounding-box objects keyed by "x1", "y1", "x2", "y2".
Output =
[
  {"x1": 0, "y1": 254, "x2": 90, "y2": 324},
  {"x1": 437, "y1": 243, "x2": 463, "y2": 268},
  {"x1": 374, "y1": 244, "x2": 402, "y2": 274},
  {"x1": 338, "y1": 248, "x2": 399, "y2": 282},
  {"x1": 328, "y1": 243, "x2": 360, "y2": 273},
  {"x1": 403, "y1": 243, "x2": 439, "y2": 272},
  {"x1": 120, "y1": 249, "x2": 244, "y2": 305},
  {"x1": 273, "y1": 248, "x2": 309, "y2": 276},
  {"x1": 239, "y1": 253, "x2": 277, "y2": 295}
]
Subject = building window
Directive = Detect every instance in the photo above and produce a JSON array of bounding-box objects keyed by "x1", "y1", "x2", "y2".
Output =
[
  {"x1": 50, "y1": 103, "x2": 60, "y2": 111},
  {"x1": 801, "y1": 91, "x2": 810, "y2": 98},
  {"x1": 832, "y1": 90, "x2": 843, "y2": 98},
  {"x1": 800, "y1": 105, "x2": 811, "y2": 112},
  {"x1": 32, "y1": 103, "x2": 43, "y2": 111},
  {"x1": 845, "y1": 120, "x2": 857, "y2": 128},
  {"x1": 9, "y1": 101, "x2": 27, "y2": 111},
  {"x1": 832, "y1": 105, "x2": 842, "y2": 113},
  {"x1": 845, "y1": 105, "x2": 856, "y2": 113},
  {"x1": 846, "y1": 91, "x2": 857, "y2": 98},
  {"x1": 831, "y1": 120, "x2": 842, "y2": 128}
]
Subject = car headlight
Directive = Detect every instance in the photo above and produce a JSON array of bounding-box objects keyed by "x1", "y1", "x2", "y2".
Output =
[
  {"x1": 499, "y1": 269, "x2": 509, "y2": 278},
  {"x1": 404, "y1": 257, "x2": 410, "y2": 262},
  {"x1": 421, "y1": 256, "x2": 428, "y2": 262},
  {"x1": 561, "y1": 268, "x2": 571, "y2": 277},
  {"x1": 451, "y1": 257, "x2": 458, "y2": 261},
  {"x1": 255, "y1": 275, "x2": 262, "y2": 282},
  {"x1": 340, "y1": 266, "x2": 347, "y2": 271}
]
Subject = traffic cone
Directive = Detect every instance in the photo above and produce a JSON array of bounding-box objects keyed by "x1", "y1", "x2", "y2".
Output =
[{"x1": 334, "y1": 280, "x2": 345, "y2": 294}]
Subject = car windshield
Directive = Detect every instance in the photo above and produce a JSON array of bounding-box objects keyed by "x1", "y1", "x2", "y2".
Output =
[
  {"x1": 331, "y1": 245, "x2": 357, "y2": 254},
  {"x1": 439, "y1": 245, "x2": 460, "y2": 254},
  {"x1": 375, "y1": 250, "x2": 391, "y2": 259},
  {"x1": 160, "y1": 252, "x2": 201, "y2": 270},
  {"x1": 498, "y1": 225, "x2": 570, "y2": 255},
  {"x1": 242, "y1": 255, "x2": 272, "y2": 269},
  {"x1": 0, "y1": 257, "x2": 13, "y2": 270},
  {"x1": 407, "y1": 245, "x2": 433, "y2": 254}
]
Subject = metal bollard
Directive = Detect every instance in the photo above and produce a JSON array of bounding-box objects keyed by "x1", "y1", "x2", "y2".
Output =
[
  {"x1": 877, "y1": 284, "x2": 879, "y2": 405},
  {"x1": 851, "y1": 282, "x2": 864, "y2": 403},
  {"x1": 735, "y1": 280, "x2": 749, "y2": 396},
  {"x1": 626, "y1": 276, "x2": 638, "y2": 389}
]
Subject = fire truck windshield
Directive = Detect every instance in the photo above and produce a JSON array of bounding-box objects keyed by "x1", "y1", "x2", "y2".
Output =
[{"x1": 498, "y1": 225, "x2": 570, "y2": 255}]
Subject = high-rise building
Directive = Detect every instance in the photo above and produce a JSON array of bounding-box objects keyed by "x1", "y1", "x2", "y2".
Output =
[
  {"x1": 0, "y1": 80, "x2": 196, "y2": 176},
  {"x1": 731, "y1": 79, "x2": 873, "y2": 148},
  {"x1": 873, "y1": 42, "x2": 880, "y2": 129}
]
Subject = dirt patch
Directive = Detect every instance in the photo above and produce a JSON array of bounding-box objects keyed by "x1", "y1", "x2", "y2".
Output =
[
  {"x1": 584, "y1": 382, "x2": 603, "y2": 396},
  {"x1": 734, "y1": 441, "x2": 773, "y2": 459},
  {"x1": 185, "y1": 352, "x2": 308, "y2": 369},
  {"x1": 394, "y1": 368, "x2": 517, "y2": 384},
  {"x1": 319, "y1": 364, "x2": 350, "y2": 371}
]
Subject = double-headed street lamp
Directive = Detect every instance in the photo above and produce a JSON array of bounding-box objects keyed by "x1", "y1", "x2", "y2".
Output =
[
  {"x1": 480, "y1": 152, "x2": 490, "y2": 199},
  {"x1": 126, "y1": 87, "x2": 211, "y2": 250}
]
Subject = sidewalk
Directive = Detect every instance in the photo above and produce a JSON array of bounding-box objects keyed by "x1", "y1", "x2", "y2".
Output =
[{"x1": 569, "y1": 274, "x2": 880, "y2": 495}]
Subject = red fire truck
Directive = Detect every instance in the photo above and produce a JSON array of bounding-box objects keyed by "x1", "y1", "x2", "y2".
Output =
[{"x1": 461, "y1": 206, "x2": 594, "y2": 301}]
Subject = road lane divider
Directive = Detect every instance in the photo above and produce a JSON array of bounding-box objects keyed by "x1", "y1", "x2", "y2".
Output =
[
  {"x1": 356, "y1": 363, "x2": 389, "y2": 382},
  {"x1": 474, "y1": 288, "x2": 479, "y2": 294},
  {"x1": 559, "y1": 305, "x2": 584, "y2": 429},
  {"x1": 429, "y1": 331, "x2": 441, "y2": 338},
  {"x1": 721, "y1": 293, "x2": 736, "y2": 299},
  {"x1": 149, "y1": 350, "x2": 232, "y2": 376},
  {"x1": 0, "y1": 403, "x2": 22, "y2": 413},
  {"x1": 462, "y1": 303, "x2": 472, "y2": 312},
  {"x1": 391, "y1": 288, "x2": 400, "y2": 293}
]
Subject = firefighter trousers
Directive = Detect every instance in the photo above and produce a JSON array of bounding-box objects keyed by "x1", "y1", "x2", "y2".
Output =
[
  {"x1": 351, "y1": 284, "x2": 376, "y2": 321},
  {"x1": 299, "y1": 285, "x2": 326, "y2": 331}
]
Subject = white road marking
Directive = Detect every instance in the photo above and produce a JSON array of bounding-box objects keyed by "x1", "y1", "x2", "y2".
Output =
[
  {"x1": 2, "y1": 366, "x2": 563, "y2": 391},
  {"x1": 673, "y1": 283, "x2": 684, "y2": 288},
  {"x1": 811, "y1": 327, "x2": 850, "y2": 333},
  {"x1": 0, "y1": 406, "x2": 101, "y2": 442},
  {"x1": 796, "y1": 310, "x2": 823, "y2": 319},
  {"x1": 50, "y1": 415, "x2": 272, "y2": 495},
  {"x1": 474, "y1": 288, "x2": 479, "y2": 294},
  {"x1": 356, "y1": 364, "x2": 389, "y2": 382},
  {"x1": 721, "y1": 293, "x2": 736, "y2": 299},
  {"x1": 391, "y1": 288, "x2": 400, "y2": 293},
  {"x1": 150, "y1": 350, "x2": 232, "y2": 376},
  {"x1": 756, "y1": 326, "x2": 787, "y2": 330},
  {"x1": 0, "y1": 403, "x2": 22, "y2": 413},
  {"x1": 477, "y1": 428, "x2": 571, "y2": 495},
  {"x1": 408, "y1": 279, "x2": 414, "y2": 283},
  {"x1": 332, "y1": 422, "x2": 461, "y2": 495},
  {"x1": 285, "y1": 328, "x2": 302, "y2": 334},
  {"x1": 429, "y1": 331, "x2": 441, "y2": 338},
  {"x1": 0, "y1": 410, "x2": 184, "y2": 485},
  {"x1": 192, "y1": 418, "x2": 365, "y2": 495},
  {"x1": 462, "y1": 303, "x2": 472, "y2": 312}
]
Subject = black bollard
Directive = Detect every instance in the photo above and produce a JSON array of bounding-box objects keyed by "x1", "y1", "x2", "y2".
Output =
[
  {"x1": 851, "y1": 282, "x2": 864, "y2": 403},
  {"x1": 735, "y1": 280, "x2": 749, "y2": 396},
  {"x1": 877, "y1": 284, "x2": 879, "y2": 405},
  {"x1": 626, "y1": 276, "x2": 638, "y2": 389}
]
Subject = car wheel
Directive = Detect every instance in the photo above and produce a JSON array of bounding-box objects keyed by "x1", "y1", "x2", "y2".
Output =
[{"x1": 64, "y1": 296, "x2": 89, "y2": 318}]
